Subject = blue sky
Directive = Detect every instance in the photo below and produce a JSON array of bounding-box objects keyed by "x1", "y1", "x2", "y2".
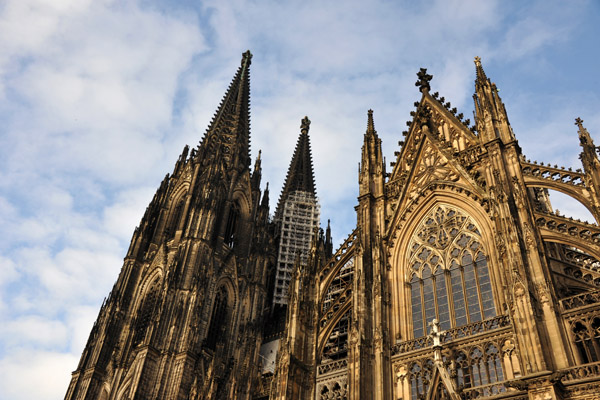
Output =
[{"x1": 1, "y1": 0, "x2": 599, "y2": 398}]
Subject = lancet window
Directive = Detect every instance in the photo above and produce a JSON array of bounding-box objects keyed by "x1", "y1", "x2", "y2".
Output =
[
  {"x1": 166, "y1": 199, "x2": 185, "y2": 238},
  {"x1": 224, "y1": 203, "x2": 240, "y2": 248},
  {"x1": 408, "y1": 344, "x2": 503, "y2": 399},
  {"x1": 206, "y1": 286, "x2": 229, "y2": 350},
  {"x1": 571, "y1": 317, "x2": 600, "y2": 363},
  {"x1": 408, "y1": 205, "x2": 496, "y2": 338},
  {"x1": 133, "y1": 278, "x2": 160, "y2": 345},
  {"x1": 455, "y1": 345, "x2": 504, "y2": 390}
]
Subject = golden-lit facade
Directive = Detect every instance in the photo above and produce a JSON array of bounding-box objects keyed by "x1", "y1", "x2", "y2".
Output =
[{"x1": 67, "y1": 53, "x2": 600, "y2": 400}]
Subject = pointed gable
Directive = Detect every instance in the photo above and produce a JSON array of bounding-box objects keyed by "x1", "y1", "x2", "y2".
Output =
[{"x1": 386, "y1": 69, "x2": 487, "y2": 232}]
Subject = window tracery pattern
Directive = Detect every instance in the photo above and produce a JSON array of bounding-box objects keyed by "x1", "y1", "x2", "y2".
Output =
[
  {"x1": 570, "y1": 316, "x2": 600, "y2": 363},
  {"x1": 406, "y1": 344, "x2": 504, "y2": 399},
  {"x1": 166, "y1": 199, "x2": 185, "y2": 238},
  {"x1": 224, "y1": 203, "x2": 240, "y2": 248},
  {"x1": 206, "y1": 286, "x2": 229, "y2": 350},
  {"x1": 133, "y1": 278, "x2": 160, "y2": 345},
  {"x1": 408, "y1": 205, "x2": 496, "y2": 338},
  {"x1": 455, "y1": 345, "x2": 504, "y2": 390},
  {"x1": 318, "y1": 380, "x2": 348, "y2": 400}
]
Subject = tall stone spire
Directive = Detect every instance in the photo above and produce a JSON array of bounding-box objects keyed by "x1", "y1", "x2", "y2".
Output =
[
  {"x1": 274, "y1": 116, "x2": 317, "y2": 220},
  {"x1": 472, "y1": 56, "x2": 515, "y2": 143},
  {"x1": 359, "y1": 109, "x2": 385, "y2": 197},
  {"x1": 197, "y1": 50, "x2": 252, "y2": 172},
  {"x1": 272, "y1": 116, "x2": 320, "y2": 307}
]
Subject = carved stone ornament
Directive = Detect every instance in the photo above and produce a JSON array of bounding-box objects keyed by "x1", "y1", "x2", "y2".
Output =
[
  {"x1": 412, "y1": 143, "x2": 459, "y2": 190},
  {"x1": 415, "y1": 68, "x2": 433, "y2": 92}
]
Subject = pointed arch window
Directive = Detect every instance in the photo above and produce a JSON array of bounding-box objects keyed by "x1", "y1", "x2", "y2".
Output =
[
  {"x1": 224, "y1": 203, "x2": 240, "y2": 248},
  {"x1": 455, "y1": 345, "x2": 504, "y2": 390},
  {"x1": 133, "y1": 278, "x2": 160, "y2": 345},
  {"x1": 572, "y1": 317, "x2": 600, "y2": 363},
  {"x1": 408, "y1": 205, "x2": 496, "y2": 338},
  {"x1": 206, "y1": 286, "x2": 229, "y2": 350},
  {"x1": 166, "y1": 199, "x2": 185, "y2": 238}
]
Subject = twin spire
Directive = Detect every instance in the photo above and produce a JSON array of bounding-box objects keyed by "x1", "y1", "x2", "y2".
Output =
[
  {"x1": 197, "y1": 51, "x2": 253, "y2": 171},
  {"x1": 274, "y1": 116, "x2": 318, "y2": 220}
]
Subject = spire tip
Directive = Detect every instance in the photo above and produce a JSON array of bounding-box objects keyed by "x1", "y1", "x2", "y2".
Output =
[
  {"x1": 367, "y1": 109, "x2": 376, "y2": 134},
  {"x1": 474, "y1": 56, "x2": 487, "y2": 81},
  {"x1": 301, "y1": 116, "x2": 311, "y2": 134},
  {"x1": 415, "y1": 68, "x2": 433, "y2": 93},
  {"x1": 242, "y1": 50, "x2": 252, "y2": 66}
]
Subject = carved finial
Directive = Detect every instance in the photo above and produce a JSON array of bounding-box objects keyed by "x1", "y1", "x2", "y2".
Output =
[
  {"x1": 575, "y1": 117, "x2": 594, "y2": 147},
  {"x1": 300, "y1": 116, "x2": 311, "y2": 134},
  {"x1": 415, "y1": 68, "x2": 433, "y2": 93},
  {"x1": 367, "y1": 109, "x2": 376, "y2": 134},
  {"x1": 241, "y1": 50, "x2": 252, "y2": 66},
  {"x1": 474, "y1": 56, "x2": 488, "y2": 81},
  {"x1": 257, "y1": 149, "x2": 261, "y2": 160}
]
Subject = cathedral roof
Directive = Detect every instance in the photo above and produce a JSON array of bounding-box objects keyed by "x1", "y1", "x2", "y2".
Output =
[{"x1": 274, "y1": 116, "x2": 317, "y2": 220}]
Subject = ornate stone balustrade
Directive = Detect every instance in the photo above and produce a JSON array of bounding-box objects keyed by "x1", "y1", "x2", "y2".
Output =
[
  {"x1": 561, "y1": 289, "x2": 600, "y2": 311},
  {"x1": 456, "y1": 145, "x2": 484, "y2": 166},
  {"x1": 445, "y1": 315, "x2": 510, "y2": 341},
  {"x1": 391, "y1": 334, "x2": 433, "y2": 354},
  {"x1": 534, "y1": 211, "x2": 600, "y2": 245},
  {"x1": 521, "y1": 161, "x2": 586, "y2": 188},
  {"x1": 462, "y1": 382, "x2": 509, "y2": 399},
  {"x1": 317, "y1": 358, "x2": 348, "y2": 375},
  {"x1": 391, "y1": 315, "x2": 511, "y2": 355},
  {"x1": 561, "y1": 361, "x2": 600, "y2": 383}
]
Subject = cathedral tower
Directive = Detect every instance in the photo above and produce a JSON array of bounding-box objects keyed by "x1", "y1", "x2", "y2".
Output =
[
  {"x1": 272, "y1": 116, "x2": 321, "y2": 307},
  {"x1": 65, "y1": 51, "x2": 276, "y2": 400}
]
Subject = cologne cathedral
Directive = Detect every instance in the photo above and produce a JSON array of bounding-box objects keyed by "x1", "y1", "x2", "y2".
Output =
[{"x1": 66, "y1": 52, "x2": 600, "y2": 400}]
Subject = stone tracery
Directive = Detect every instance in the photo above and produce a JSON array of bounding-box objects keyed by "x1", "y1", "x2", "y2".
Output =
[{"x1": 408, "y1": 205, "x2": 496, "y2": 337}]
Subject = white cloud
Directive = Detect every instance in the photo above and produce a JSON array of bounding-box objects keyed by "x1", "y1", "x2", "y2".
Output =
[{"x1": 0, "y1": 349, "x2": 77, "y2": 400}]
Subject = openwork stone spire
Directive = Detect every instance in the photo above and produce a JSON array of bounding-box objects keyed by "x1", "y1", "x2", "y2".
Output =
[
  {"x1": 472, "y1": 56, "x2": 514, "y2": 142},
  {"x1": 197, "y1": 50, "x2": 252, "y2": 171},
  {"x1": 274, "y1": 116, "x2": 317, "y2": 220}
]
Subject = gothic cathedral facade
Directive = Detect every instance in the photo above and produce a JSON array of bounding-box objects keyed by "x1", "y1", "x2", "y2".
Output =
[{"x1": 66, "y1": 52, "x2": 600, "y2": 400}]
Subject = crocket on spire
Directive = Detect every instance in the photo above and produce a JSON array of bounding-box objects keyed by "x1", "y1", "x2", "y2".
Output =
[
  {"x1": 197, "y1": 50, "x2": 253, "y2": 172},
  {"x1": 472, "y1": 56, "x2": 515, "y2": 143}
]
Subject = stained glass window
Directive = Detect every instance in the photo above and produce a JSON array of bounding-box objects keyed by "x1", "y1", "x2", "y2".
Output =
[
  {"x1": 408, "y1": 205, "x2": 496, "y2": 337},
  {"x1": 133, "y1": 278, "x2": 160, "y2": 345}
]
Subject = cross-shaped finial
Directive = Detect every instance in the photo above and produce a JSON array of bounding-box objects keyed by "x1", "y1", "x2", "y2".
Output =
[
  {"x1": 301, "y1": 116, "x2": 311, "y2": 134},
  {"x1": 242, "y1": 50, "x2": 253, "y2": 66},
  {"x1": 575, "y1": 117, "x2": 584, "y2": 128},
  {"x1": 474, "y1": 56, "x2": 482, "y2": 66},
  {"x1": 415, "y1": 68, "x2": 433, "y2": 93}
]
